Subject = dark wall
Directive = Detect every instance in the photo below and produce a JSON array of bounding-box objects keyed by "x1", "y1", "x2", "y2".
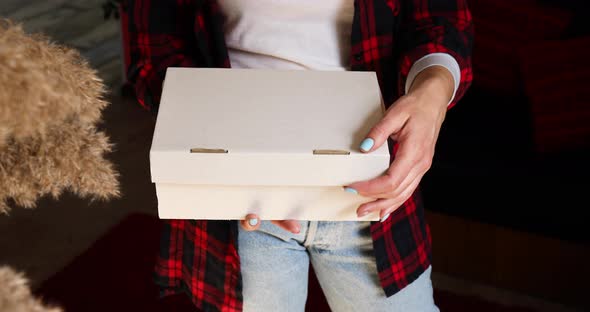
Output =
[{"x1": 422, "y1": 0, "x2": 590, "y2": 243}]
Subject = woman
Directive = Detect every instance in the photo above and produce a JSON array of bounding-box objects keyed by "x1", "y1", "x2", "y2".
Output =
[{"x1": 127, "y1": 0, "x2": 473, "y2": 311}]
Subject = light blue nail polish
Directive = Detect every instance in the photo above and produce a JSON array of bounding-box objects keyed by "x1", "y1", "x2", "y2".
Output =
[
  {"x1": 360, "y1": 138, "x2": 374, "y2": 152},
  {"x1": 380, "y1": 213, "x2": 391, "y2": 222},
  {"x1": 248, "y1": 218, "x2": 258, "y2": 226},
  {"x1": 344, "y1": 187, "x2": 358, "y2": 194}
]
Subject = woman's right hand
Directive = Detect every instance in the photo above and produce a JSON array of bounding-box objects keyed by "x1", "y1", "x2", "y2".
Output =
[{"x1": 240, "y1": 214, "x2": 301, "y2": 234}]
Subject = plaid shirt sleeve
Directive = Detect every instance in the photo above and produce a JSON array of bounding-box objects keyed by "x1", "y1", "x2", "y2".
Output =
[
  {"x1": 397, "y1": 0, "x2": 474, "y2": 108},
  {"x1": 127, "y1": 2, "x2": 240, "y2": 311},
  {"x1": 126, "y1": 0, "x2": 200, "y2": 111},
  {"x1": 358, "y1": 0, "x2": 473, "y2": 297}
]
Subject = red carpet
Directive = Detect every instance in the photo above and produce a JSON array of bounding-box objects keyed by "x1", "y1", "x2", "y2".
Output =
[{"x1": 35, "y1": 213, "x2": 535, "y2": 312}]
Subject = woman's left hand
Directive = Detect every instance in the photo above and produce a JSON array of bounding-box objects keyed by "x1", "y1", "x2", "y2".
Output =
[{"x1": 345, "y1": 66, "x2": 455, "y2": 222}]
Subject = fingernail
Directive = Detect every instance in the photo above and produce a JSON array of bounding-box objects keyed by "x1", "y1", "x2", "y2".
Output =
[
  {"x1": 360, "y1": 138, "x2": 374, "y2": 152},
  {"x1": 358, "y1": 210, "x2": 369, "y2": 217},
  {"x1": 248, "y1": 218, "x2": 258, "y2": 226},
  {"x1": 344, "y1": 187, "x2": 358, "y2": 194},
  {"x1": 380, "y1": 213, "x2": 391, "y2": 222}
]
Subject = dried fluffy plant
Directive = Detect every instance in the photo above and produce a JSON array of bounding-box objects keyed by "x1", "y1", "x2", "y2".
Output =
[
  {"x1": 0, "y1": 266, "x2": 62, "y2": 312},
  {"x1": 0, "y1": 119, "x2": 120, "y2": 211},
  {"x1": 0, "y1": 20, "x2": 107, "y2": 145},
  {"x1": 0, "y1": 20, "x2": 120, "y2": 212}
]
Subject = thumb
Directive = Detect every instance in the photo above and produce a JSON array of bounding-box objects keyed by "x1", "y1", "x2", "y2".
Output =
[{"x1": 360, "y1": 109, "x2": 406, "y2": 153}]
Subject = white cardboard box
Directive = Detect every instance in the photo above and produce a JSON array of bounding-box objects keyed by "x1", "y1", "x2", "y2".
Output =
[{"x1": 151, "y1": 68, "x2": 389, "y2": 221}]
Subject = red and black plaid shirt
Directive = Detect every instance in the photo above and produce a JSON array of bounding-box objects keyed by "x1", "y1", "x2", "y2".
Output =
[{"x1": 127, "y1": 0, "x2": 473, "y2": 311}]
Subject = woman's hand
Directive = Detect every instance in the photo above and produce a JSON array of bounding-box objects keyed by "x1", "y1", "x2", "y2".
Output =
[
  {"x1": 240, "y1": 214, "x2": 301, "y2": 233},
  {"x1": 346, "y1": 66, "x2": 455, "y2": 221},
  {"x1": 239, "y1": 66, "x2": 454, "y2": 230}
]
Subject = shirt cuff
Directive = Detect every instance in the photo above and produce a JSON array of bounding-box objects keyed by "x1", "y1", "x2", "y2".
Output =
[{"x1": 404, "y1": 53, "x2": 461, "y2": 105}]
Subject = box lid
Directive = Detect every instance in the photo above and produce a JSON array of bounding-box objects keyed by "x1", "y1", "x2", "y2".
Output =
[{"x1": 150, "y1": 68, "x2": 389, "y2": 186}]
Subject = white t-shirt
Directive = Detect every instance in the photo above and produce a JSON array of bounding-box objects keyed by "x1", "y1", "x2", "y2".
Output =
[
  {"x1": 218, "y1": 0, "x2": 460, "y2": 99},
  {"x1": 219, "y1": 0, "x2": 355, "y2": 70}
]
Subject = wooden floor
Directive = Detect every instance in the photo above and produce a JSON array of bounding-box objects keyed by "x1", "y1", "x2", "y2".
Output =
[
  {"x1": 428, "y1": 212, "x2": 588, "y2": 312},
  {"x1": 0, "y1": 0, "x2": 124, "y2": 88}
]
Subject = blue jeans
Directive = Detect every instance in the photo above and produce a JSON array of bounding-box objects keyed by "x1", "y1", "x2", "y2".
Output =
[{"x1": 238, "y1": 220, "x2": 439, "y2": 312}]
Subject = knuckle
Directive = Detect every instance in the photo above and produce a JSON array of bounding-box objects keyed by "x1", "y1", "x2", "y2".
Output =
[
  {"x1": 422, "y1": 157, "x2": 433, "y2": 170},
  {"x1": 414, "y1": 144, "x2": 428, "y2": 159},
  {"x1": 372, "y1": 123, "x2": 388, "y2": 138},
  {"x1": 386, "y1": 179, "x2": 397, "y2": 192},
  {"x1": 400, "y1": 189, "x2": 411, "y2": 201},
  {"x1": 385, "y1": 173, "x2": 399, "y2": 190},
  {"x1": 401, "y1": 185, "x2": 417, "y2": 200}
]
